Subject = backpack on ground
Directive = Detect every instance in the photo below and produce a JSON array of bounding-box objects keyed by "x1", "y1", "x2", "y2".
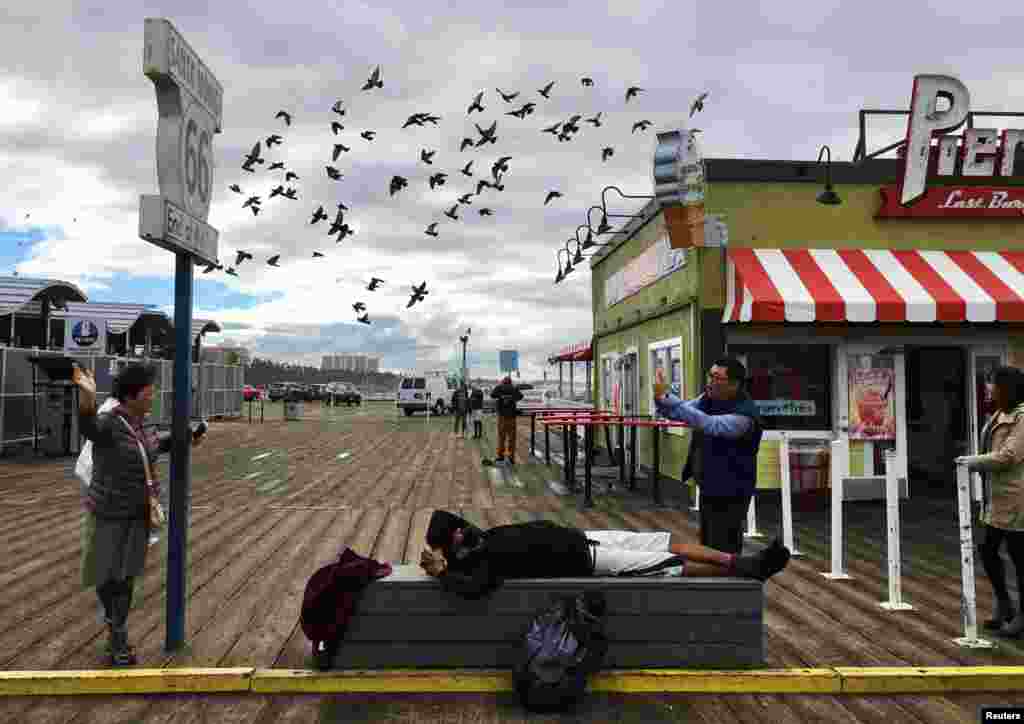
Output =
[{"x1": 513, "y1": 591, "x2": 609, "y2": 714}]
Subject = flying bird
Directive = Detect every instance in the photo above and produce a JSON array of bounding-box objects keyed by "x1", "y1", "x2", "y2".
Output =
[
  {"x1": 242, "y1": 141, "x2": 263, "y2": 170},
  {"x1": 389, "y1": 175, "x2": 408, "y2": 196},
  {"x1": 268, "y1": 161, "x2": 285, "y2": 171},
  {"x1": 474, "y1": 120, "x2": 497, "y2": 146},
  {"x1": 586, "y1": 112, "x2": 603, "y2": 127},
  {"x1": 425, "y1": 222, "x2": 439, "y2": 237},
  {"x1": 331, "y1": 121, "x2": 344, "y2": 135},
  {"x1": 459, "y1": 137, "x2": 475, "y2": 152},
  {"x1": 352, "y1": 302, "x2": 366, "y2": 312},
  {"x1": 269, "y1": 185, "x2": 285, "y2": 198},
  {"x1": 542, "y1": 121, "x2": 561, "y2": 136},
  {"x1": 275, "y1": 110, "x2": 292, "y2": 126},
  {"x1": 492, "y1": 156, "x2": 512, "y2": 179},
  {"x1": 325, "y1": 166, "x2": 343, "y2": 180},
  {"x1": 420, "y1": 149, "x2": 436, "y2": 165},
  {"x1": 407, "y1": 281, "x2": 428, "y2": 308},
  {"x1": 225, "y1": 267, "x2": 238, "y2": 277},
  {"x1": 581, "y1": 77, "x2": 593, "y2": 87},
  {"x1": 362, "y1": 65, "x2": 382, "y2": 91},
  {"x1": 312, "y1": 251, "x2": 324, "y2": 258},
  {"x1": 242, "y1": 195, "x2": 261, "y2": 209},
  {"x1": 402, "y1": 113, "x2": 426, "y2": 129},
  {"x1": 601, "y1": 146, "x2": 614, "y2": 162},
  {"x1": 285, "y1": 171, "x2": 299, "y2": 182},
  {"x1": 475, "y1": 179, "x2": 492, "y2": 195},
  {"x1": 457, "y1": 193, "x2": 473, "y2": 205},
  {"x1": 625, "y1": 86, "x2": 644, "y2": 102},
  {"x1": 335, "y1": 224, "x2": 354, "y2": 242},
  {"x1": 266, "y1": 134, "x2": 283, "y2": 147},
  {"x1": 360, "y1": 130, "x2": 376, "y2": 141},
  {"x1": 248, "y1": 205, "x2": 260, "y2": 216},
  {"x1": 311, "y1": 205, "x2": 328, "y2": 224},
  {"x1": 423, "y1": 114, "x2": 441, "y2": 125},
  {"x1": 538, "y1": 81, "x2": 555, "y2": 98},
  {"x1": 202, "y1": 262, "x2": 220, "y2": 274},
  {"x1": 332, "y1": 143, "x2": 350, "y2": 161},
  {"x1": 235, "y1": 250, "x2": 253, "y2": 266},
  {"x1": 367, "y1": 277, "x2": 384, "y2": 291},
  {"x1": 331, "y1": 100, "x2": 346, "y2": 116},
  {"x1": 357, "y1": 313, "x2": 370, "y2": 325},
  {"x1": 690, "y1": 91, "x2": 708, "y2": 117},
  {"x1": 229, "y1": 184, "x2": 242, "y2": 193},
  {"x1": 495, "y1": 88, "x2": 518, "y2": 103},
  {"x1": 327, "y1": 213, "x2": 348, "y2": 238},
  {"x1": 444, "y1": 204, "x2": 459, "y2": 220},
  {"x1": 544, "y1": 190, "x2": 562, "y2": 205},
  {"x1": 632, "y1": 119, "x2": 652, "y2": 133},
  {"x1": 461, "y1": 160, "x2": 474, "y2": 177},
  {"x1": 267, "y1": 255, "x2": 280, "y2": 267},
  {"x1": 336, "y1": 202, "x2": 349, "y2": 211},
  {"x1": 283, "y1": 187, "x2": 298, "y2": 200},
  {"x1": 478, "y1": 207, "x2": 493, "y2": 216},
  {"x1": 467, "y1": 91, "x2": 485, "y2": 114},
  {"x1": 428, "y1": 172, "x2": 447, "y2": 189}
]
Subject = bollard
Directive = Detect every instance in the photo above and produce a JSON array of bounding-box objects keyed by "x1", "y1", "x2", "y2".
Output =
[
  {"x1": 954, "y1": 461, "x2": 995, "y2": 648},
  {"x1": 744, "y1": 493, "x2": 763, "y2": 539},
  {"x1": 823, "y1": 438, "x2": 852, "y2": 580},
  {"x1": 778, "y1": 432, "x2": 801, "y2": 556},
  {"x1": 880, "y1": 450, "x2": 913, "y2": 611}
]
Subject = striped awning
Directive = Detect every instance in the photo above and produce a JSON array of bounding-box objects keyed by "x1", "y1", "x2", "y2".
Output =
[
  {"x1": 52, "y1": 302, "x2": 172, "y2": 334},
  {"x1": 724, "y1": 249, "x2": 1024, "y2": 324},
  {"x1": 0, "y1": 276, "x2": 88, "y2": 316}
]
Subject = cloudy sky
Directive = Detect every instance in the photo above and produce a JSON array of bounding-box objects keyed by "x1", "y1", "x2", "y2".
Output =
[{"x1": 3, "y1": 1, "x2": 1022, "y2": 377}]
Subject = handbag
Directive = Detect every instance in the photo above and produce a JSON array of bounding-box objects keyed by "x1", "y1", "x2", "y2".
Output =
[
  {"x1": 74, "y1": 397, "x2": 120, "y2": 494},
  {"x1": 117, "y1": 416, "x2": 166, "y2": 528}
]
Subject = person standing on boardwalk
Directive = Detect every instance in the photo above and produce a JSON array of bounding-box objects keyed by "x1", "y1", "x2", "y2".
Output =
[
  {"x1": 452, "y1": 383, "x2": 470, "y2": 438},
  {"x1": 73, "y1": 363, "x2": 206, "y2": 666},
  {"x1": 653, "y1": 358, "x2": 763, "y2": 555},
  {"x1": 957, "y1": 366, "x2": 1024, "y2": 636},
  {"x1": 469, "y1": 385, "x2": 485, "y2": 439},
  {"x1": 491, "y1": 376, "x2": 524, "y2": 465}
]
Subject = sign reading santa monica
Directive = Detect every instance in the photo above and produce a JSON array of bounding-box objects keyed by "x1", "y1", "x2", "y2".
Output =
[{"x1": 138, "y1": 18, "x2": 221, "y2": 265}]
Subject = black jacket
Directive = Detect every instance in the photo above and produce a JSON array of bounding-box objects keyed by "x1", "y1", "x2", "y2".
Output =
[
  {"x1": 490, "y1": 382, "x2": 523, "y2": 417},
  {"x1": 425, "y1": 510, "x2": 593, "y2": 599},
  {"x1": 470, "y1": 388, "x2": 484, "y2": 411}
]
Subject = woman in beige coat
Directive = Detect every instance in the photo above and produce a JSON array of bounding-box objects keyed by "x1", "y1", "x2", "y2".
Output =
[{"x1": 958, "y1": 366, "x2": 1024, "y2": 636}]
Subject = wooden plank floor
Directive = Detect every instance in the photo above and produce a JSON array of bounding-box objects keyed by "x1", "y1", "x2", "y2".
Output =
[{"x1": 1, "y1": 401, "x2": 1023, "y2": 723}]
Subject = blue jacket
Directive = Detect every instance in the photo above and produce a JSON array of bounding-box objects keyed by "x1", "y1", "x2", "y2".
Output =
[{"x1": 655, "y1": 392, "x2": 763, "y2": 498}]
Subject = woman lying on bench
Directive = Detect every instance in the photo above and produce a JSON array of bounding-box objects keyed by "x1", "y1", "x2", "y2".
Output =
[{"x1": 420, "y1": 510, "x2": 790, "y2": 599}]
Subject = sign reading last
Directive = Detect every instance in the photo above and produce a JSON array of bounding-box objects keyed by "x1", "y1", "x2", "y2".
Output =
[{"x1": 138, "y1": 18, "x2": 221, "y2": 265}]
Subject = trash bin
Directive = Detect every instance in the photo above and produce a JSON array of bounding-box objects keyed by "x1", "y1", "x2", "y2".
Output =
[{"x1": 284, "y1": 397, "x2": 304, "y2": 420}]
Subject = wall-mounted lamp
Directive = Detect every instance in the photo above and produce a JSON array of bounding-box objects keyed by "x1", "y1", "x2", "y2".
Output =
[{"x1": 816, "y1": 145, "x2": 842, "y2": 205}]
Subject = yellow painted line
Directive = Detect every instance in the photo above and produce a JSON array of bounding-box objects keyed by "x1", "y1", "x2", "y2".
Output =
[
  {"x1": 0, "y1": 668, "x2": 253, "y2": 696},
  {"x1": 3, "y1": 666, "x2": 1024, "y2": 696},
  {"x1": 251, "y1": 669, "x2": 512, "y2": 694},
  {"x1": 836, "y1": 666, "x2": 1024, "y2": 694}
]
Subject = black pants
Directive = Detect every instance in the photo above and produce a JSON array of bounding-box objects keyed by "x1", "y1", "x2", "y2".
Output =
[
  {"x1": 96, "y1": 577, "x2": 134, "y2": 629},
  {"x1": 979, "y1": 524, "x2": 1024, "y2": 602},
  {"x1": 699, "y1": 494, "x2": 752, "y2": 555}
]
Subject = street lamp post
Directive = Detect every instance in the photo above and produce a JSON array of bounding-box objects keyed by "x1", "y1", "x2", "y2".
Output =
[{"x1": 459, "y1": 328, "x2": 471, "y2": 385}]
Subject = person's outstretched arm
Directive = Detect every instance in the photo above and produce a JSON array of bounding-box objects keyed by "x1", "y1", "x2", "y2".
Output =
[{"x1": 654, "y1": 392, "x2": 752, "y2": 439}]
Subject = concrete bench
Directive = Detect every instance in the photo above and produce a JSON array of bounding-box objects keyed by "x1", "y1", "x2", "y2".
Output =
[{"x1": 331, "y1": 565, "x2": 764, "y2": 669}]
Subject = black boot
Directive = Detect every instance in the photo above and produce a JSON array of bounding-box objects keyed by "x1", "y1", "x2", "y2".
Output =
[
  {"x1": 314, "y1": 639, "x2": 339, "y2": 670},
  {"x1": 108, "y1": 581, "x2": 137, "y2": 666},
  {"x1": 985, "y1": 597, "x2": 1016, "y2": 631},
  {"x1": 734, "y1": 538, "x2": 791, "y2": 582}
]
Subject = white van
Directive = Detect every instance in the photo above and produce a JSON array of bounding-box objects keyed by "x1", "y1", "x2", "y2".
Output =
[{"x1": 396, "y1": 373, "x2": 456, "y2": 416}]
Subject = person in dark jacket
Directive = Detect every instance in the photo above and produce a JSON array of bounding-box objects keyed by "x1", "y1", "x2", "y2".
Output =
[
  {"x1": 451, "y1": 383, "x2": 469, "y2": 438},
  {"x1": 73, "y1": 363, "x2": 206, "y2": 666},
  {"x1": 469, "y1": 386, "x2": 485, "y2": 439},
  {"x1": 419, "y1": 510, "x2": 790, "y2": 600},
  {"x1": 491, "y1": 376, "x2": 524, "y2": 465},
  {"x1": 654, "y1": 357, "x2": 763, "y2": 555}
]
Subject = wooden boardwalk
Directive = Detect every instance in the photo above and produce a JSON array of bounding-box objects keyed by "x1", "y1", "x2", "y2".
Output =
[{"x1": 1, "y1": 401, "x2": 1023, "y2": 722}]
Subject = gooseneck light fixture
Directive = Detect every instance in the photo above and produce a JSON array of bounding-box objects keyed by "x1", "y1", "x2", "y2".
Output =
[{"x1": 816, "y1": 145, "x2": 842, "y2": 205}]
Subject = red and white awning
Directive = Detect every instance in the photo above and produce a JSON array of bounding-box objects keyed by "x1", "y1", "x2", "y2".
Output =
[{"x1": 724, "y1": 249, "x2": 1024, "y2": 323}]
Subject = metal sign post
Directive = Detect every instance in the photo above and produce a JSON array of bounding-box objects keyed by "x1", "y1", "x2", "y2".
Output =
[
  {"x1": 823, "y1": 438, "x2": 852, "y2": 580},
  {"x1": 139, "y1": 17, "x2": 222, "y2": 652}
]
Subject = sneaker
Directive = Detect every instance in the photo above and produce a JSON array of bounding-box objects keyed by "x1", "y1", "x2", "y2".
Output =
[{"x1": 735, "y1": 538, "x2": 791, "y2": 582}]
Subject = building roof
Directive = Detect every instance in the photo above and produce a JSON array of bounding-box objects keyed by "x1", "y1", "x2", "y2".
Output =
[
  {"x1": 0, "y1": 276, "x2": 88, "y2": 315},
  {"x1": 52, "y1": 302, "x2": 172, "y2": 334}
]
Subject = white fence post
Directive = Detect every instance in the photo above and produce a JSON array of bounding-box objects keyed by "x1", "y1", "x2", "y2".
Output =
[
  {"x1": 954, "y1": 461, "x2": 994, "y2": 648},
  {"x1": 778, "y1": 432, "x2": 802, "y2": 556},
  {"x1": 823, "y1": 438, "x2": 852, "y2": 580},
  {"x1": 690, "y1": 484, "x2": 700, "y2": 512},
  {"x1": 880, "y1": 449, "x2": 913, "y2": 611},
  {"x1": 745, "y1": 493, "x2": 763, "y2": 539}
]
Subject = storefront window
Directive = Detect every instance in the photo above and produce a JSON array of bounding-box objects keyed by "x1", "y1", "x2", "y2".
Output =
[
  {"x1": 650, "y1": 337, "x2": 685, "y2": 434},
  {"x1": 730, "y1": 344, "x2": 832, "y2": 431}
]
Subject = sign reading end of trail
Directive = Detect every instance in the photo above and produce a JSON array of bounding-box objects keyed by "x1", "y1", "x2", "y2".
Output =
[{"x1": 139, "y1": 17, "x2": 221, "y2": 266}]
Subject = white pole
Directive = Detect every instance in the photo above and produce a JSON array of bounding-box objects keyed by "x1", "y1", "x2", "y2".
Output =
[
  {"x1": 954, "y1": 461, "x2": 994, "y2": 647},
  {"x1": 880, "y1": 449, "x2": 913, "y2": 610},
  {"x1": 823, "y1": 438, "x2": 852, "y2": 580},
  {"x1": 744, "y1": 493, "x2": 763, "y2": 539},
  {"x1": 778, "y1": 432, "x2": 802, "y2": 556},
  {"x1": 690, "y1": 483, "x2": 700, "y2": 512}
]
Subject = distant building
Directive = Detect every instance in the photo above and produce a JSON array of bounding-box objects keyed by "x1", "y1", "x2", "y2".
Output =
[
  {"x1": 201, "y1": 345, "x2": 250, "y2": 366},
  {"x1": 321, "y1": 353, "x2": 380, "y2": 373}
]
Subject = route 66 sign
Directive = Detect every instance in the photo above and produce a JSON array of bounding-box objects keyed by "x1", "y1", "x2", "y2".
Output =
[{"x1": 139, "y1": 18, "x2": 221, "y2": 264}]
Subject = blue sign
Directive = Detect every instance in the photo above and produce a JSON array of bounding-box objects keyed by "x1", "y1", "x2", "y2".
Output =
[
  {"x1": 499, "y1": 350, "x2": 519, "y2": 373},
  {"x1": 71, "y1": 320, "x2": 100, "y2": 347}
]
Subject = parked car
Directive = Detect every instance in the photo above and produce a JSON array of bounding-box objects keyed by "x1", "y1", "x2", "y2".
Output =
[
  {"x1": 309, "y1": 383, "x2": 329, "y2": 401},
  {"x1": 325, "y1": 382, "x2": 362, "y2": 406},
  {"x1": 267, "y1": 382, "x2": 289, "y2": 401},
  {"x1": 396, "y1": 375, "x2": 455, "y2": 416}
]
